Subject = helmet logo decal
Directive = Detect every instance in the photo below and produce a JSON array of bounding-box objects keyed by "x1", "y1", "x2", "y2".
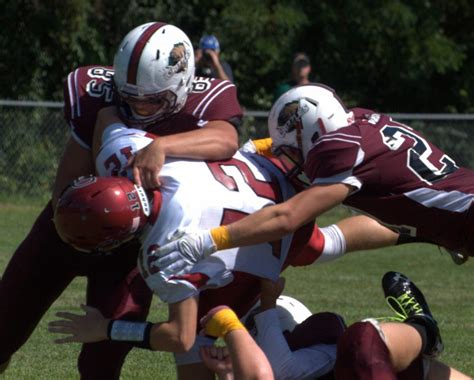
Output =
[
  {"x1": 167, "y1": 42, "x2": 189, "y2": 75},
  {"x1": 276, "y1": 101, "x2": 299, "y2": 138},
  {"x1": 72, "y1": 176, "x2": 97, "y2": 189},
  {"x1": 276, "y1": 101, "x2": 308, "y2": 135}
]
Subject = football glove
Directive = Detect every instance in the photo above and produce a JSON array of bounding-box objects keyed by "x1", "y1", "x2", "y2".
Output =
[{"x1": 156, "y1": 228, "x2": 217, "y2": 270}]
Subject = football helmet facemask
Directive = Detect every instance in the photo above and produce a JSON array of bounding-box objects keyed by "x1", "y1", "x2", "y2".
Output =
[
  {"x1": 113, "y1": 22, "x2": 195, "y2": 128},
  {"x1": 54, "y1": 176, "x2": 150, "y2": 253},
  {"x1": 269, "y1": 83, "x2": 354, "y2": 177}
]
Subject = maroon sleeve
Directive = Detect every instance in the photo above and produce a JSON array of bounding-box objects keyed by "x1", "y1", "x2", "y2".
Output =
[
  {"x1": 63, "y1": 65, "x2": 115, "y2": 149},
  {"x1": 199, "y1": 80, "x2": 243, "y2": 128},
  {"x1": 304, "y1": 135, "x2": 361, "y2": 183}
]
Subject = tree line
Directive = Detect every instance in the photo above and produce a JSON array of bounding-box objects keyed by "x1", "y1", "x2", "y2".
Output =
[{"x1": 2, "y1": 0, "x2": 474, "y2": 112}]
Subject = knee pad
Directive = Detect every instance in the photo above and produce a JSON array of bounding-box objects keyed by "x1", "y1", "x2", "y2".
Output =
[{"x1": 335, "y1": 322, "x2": 397, "y2": 380}]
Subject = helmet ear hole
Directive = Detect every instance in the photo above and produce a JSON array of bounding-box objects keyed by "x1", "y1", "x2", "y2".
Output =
[{"x1": 310, "y1": 131, "x2": 320, "y2": 143}]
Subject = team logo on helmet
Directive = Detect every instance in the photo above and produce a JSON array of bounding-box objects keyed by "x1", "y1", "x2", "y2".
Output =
[
  {"x1": 168, "y1": 42, "x2": 189, "y2": 75},
  {"x1": 276, "y1": 101, "x2": 306, "y2": 138},
  {"x1": 72, "y1": 176, "x2": 97, "y2": 189}
]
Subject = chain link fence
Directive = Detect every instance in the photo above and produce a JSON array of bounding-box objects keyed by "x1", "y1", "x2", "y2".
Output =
[{"x1": 2, "y1": 101, "x2": 474, "y2": 201}]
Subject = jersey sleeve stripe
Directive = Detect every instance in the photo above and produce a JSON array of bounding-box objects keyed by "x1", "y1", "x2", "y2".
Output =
[
  {"x1": 312, "y1": 137, "x2": 361, "y2": 149},
  {"x1": 198, "y1": 83, "x2": 235, "y2": 119},
  {"x1": 404, "y1": 188, "x2": 474, "y2": 213},
  {"x1": 66, "y1": 71, "x2": 75, "y2": 118},
  {"x1": 319, "y1": 132, "x2": 362, "y2": 140},
  {"x1": 73, "y1": 68, "x2": 81, "y2": 118},
  {"x1": 66, "y1": 69, "x2": 79, "y2": 119},
  {"x1": 311, "y1": 169, "x2": 362, "y2": 189},
  {"x1": 192, "y1": 80, "x2": 231, "y2": 116}
]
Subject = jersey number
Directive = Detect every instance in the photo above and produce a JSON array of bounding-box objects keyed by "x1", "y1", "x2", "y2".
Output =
[
  {"x1": 380, "y1": 124, "x2": 457, "y2": 185},
  {"x1": 103, "y1": 146, "x2": 133, "y2": 176},
  {"x1": 207, "y1": 158, "x2": 283, "y2": 258},
  {"x1": 86, "y1": 67, "x2": 114, "y2": 102}
]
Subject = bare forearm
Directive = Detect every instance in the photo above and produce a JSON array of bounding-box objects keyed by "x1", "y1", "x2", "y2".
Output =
[
  {"x1": 159, "y1": 122, "x2": 238, "y2": 160},
  {"x1": 226, "y1": 204, "x2": 299, "y2": 247},
  {"x1": 222, "y1": 184, "x2": 350, "y2": 249},
  {"x1": 149, "y1": 321, "x2": 195, "y2": 352}
]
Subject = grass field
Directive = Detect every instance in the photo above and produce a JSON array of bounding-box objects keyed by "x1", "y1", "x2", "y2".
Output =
[{"x1": 0, "y1": 201, "x2": 473, "y2": 379}]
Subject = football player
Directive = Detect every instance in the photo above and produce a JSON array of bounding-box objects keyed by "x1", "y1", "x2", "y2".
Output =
[
  {"x1": 201, "y1": 274, "x2": 470, "y2": 380},
  {"x1": 49, "y1": 124, "x2": 400, "y2": 380},
  {"x1": 153, "y1": 83, "x2": 474, "y2": 272},
  {"x1": 0, "y1": 22, "x2": 242, "y2": 378}
]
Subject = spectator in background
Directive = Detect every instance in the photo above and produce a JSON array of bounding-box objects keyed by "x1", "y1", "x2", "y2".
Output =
[
  {"x1": 273, "y1": 52, "x2": 312, "y2": 101},
  {"x1": 195, "y1": 34, "x2": 234, "y2": 82}
]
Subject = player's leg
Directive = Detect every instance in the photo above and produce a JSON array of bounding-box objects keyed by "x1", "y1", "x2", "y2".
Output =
[
  {"x1": 0, "y1": 202, "x2": 76, "y2": 370},
  {"x1": 382, "y1": 271, "x2": 443, "y2": 358},
  {"x1": 336, "y1": 215, "x2": 399, "y2": 252},
  {"x1": 334, "y1": 320, "x2": 398, "y2": 380},
  {"x1": 77, "y1": 243, "x2": 153, "y2": 380},
  {"x1": 379, "y1": 322, "x2": 423, "y2": 371}
]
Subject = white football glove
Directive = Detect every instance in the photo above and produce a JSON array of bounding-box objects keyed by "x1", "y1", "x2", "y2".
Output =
[{"x1": 156, "y1": 228, "x2": 217, "y2": 270}]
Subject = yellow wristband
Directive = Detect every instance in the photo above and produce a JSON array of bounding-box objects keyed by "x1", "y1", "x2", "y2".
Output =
[
  {"x1": 252, "y1": 138, "x2": 274, "y2": 158},
  {"x1": 205, "y1": 308, "x2": 245, "y2": 338},
  {"x1": 210, "y1": 226, "x2": 232, "y2": 250}
]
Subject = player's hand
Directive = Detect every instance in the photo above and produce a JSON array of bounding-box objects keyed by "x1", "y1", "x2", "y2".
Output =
[
  {"x1": 200, "y1": 345, "x2": 233, "y2": 378},
  {"x1": 204, "y1": 49, "x2": 220, "y2": 66},
  {"x1": 260, "y1": 277, "x2": 285, "y2": 310},
  {"x1": 48, "y1": 304, "x2": 110, "y2": 344},
  {"x1": 156, "y1": 228, "x2": 217, "y2": 269},
  {"x1": 131, "y1": 138, "x2": 165, "y2": 189}
]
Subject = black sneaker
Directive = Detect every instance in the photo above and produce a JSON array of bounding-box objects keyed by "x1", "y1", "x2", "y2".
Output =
[{"x1": 382, "y1": 271, "x2": 444, "y2": 357}]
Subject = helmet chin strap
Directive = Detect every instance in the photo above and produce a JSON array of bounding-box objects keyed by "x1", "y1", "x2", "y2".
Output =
[{"x1": 135, "y1": 185, "x2": 151, "y2": 217}]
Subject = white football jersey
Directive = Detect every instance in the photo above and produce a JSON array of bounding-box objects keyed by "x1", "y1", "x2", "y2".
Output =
[{"x1": 96, "y1": 125, "x2": 297, "y2": 303}]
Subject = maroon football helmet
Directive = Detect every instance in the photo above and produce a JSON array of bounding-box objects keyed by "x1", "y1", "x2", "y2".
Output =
[{"x1": 54, "y1": 176, "x2": 151, "y2": 252}]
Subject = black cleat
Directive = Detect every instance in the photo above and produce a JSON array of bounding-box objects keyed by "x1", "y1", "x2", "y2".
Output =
[{"x1": 382, "y1": 271, "x2": 444, "y2": 357}]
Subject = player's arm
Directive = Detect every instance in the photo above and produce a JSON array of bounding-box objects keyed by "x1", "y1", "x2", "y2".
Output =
[
  {"x1": 92, "y1": 106, "x2": 121, "y2": 161},
  {"x1": 214, "y1": 183, "x2": 352, "y2": 249},
  {"x1": 201, "y1": 306, "x2": 274, "y2": 380},
  {"x1": 155, "y1": 183, "x2": 353, "y2": 267},
  {"x1": 48, "y1": 296, "x2": 198, "y2": 353},
  {"x1": 52, "y1": 137, "x2": 94, "y2": 206},
  {"x1": 132, "y1": 120, "x2": 238, "y2": 188}
]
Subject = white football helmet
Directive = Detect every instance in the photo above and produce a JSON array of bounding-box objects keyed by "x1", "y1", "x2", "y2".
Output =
[
  {"x1": 268, "y1": 84, "x2": 354, "y2": 174},
  {"x1": 243, "y1": 295, "x2": 312, "y2": 335},
  {"x1": 113, "y1": 22, "x2": 195, "y2": 127}
]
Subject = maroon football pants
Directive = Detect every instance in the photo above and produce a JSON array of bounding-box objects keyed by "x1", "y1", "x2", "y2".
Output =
[
  {"x1": 0, "y1": 202, "x2": 152, "y2": 379},
  {"x1": 334, "y1": 321, "x2": 424, "y2": 380}
]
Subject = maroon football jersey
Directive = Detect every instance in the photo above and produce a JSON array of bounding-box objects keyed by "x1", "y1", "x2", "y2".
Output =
[
  {"x1": 64, "y1": 65, "x2": 242, "y2": 149},
  {"x1": 305, "y1": 108, "x2": 474, "y2": 251}
]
